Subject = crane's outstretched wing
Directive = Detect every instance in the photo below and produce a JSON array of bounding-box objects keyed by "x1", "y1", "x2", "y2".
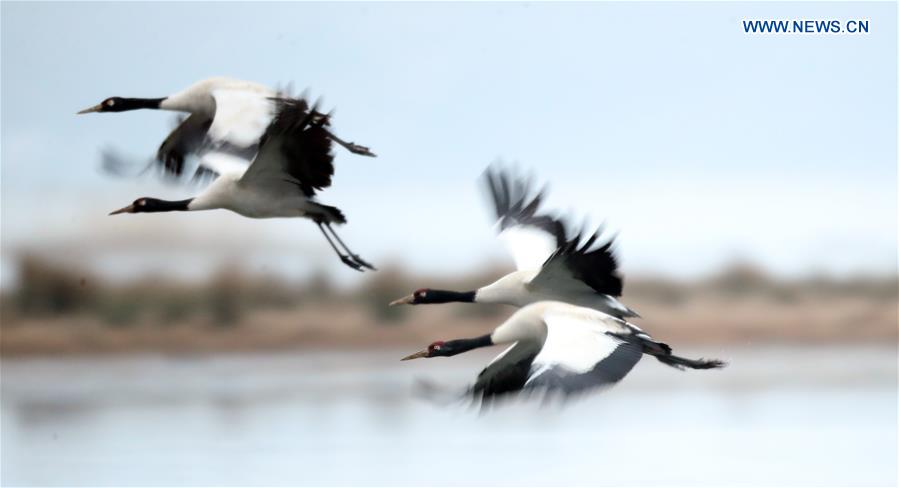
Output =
[
  {"x1": 100, "y1": 112, "x2": 213, "y2": 181},
  {"x1": 239, "y1": 98, "x2": 335, "y2": 198},
  {"x1": 102, "y1": 127, "x2": 253, "y2": 186},
  {"x1": 524, "y1": 308, "x2": 642, "y2": 397},
  {"x1": 482, "y1": 165, "x2": 564, "y2": 270},
  {"x1": 156, "y1": 113, "x2": 213, "y2": 177},
  {"x1": 482, "y1": 164, "x2": 625, "y2": 297},
  {"x1": 471, "y1": 340, "x2": 543, "y2": 401},
  {"x1": 528, "y1": 225, "x2": 624, "y2": 297},
  {"x1": 104, "y1": 108, "x2": 256, "y2": 184},
  {"x1": 207, "y1": 88, "x2": 279, "y2": 148}
]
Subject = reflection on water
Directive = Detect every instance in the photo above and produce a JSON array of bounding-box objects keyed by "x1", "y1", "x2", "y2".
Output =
[{"x1": 2, "y1": 346, "x2": 896, "y2": 486}]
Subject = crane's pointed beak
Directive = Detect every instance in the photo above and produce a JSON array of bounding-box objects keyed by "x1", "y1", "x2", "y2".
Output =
[
  {"x1": 389, "y1": 294, "x2": 415, "y2": 306},
  {"x1": 401, "y1": 350, "x2": 429, "y2": 361},
  {"x1": 109, "y1": 204, "x2": 134, "y2": 215},
  {"x1": 77, "y1": 104, "x2": 103, "y2": 115}
]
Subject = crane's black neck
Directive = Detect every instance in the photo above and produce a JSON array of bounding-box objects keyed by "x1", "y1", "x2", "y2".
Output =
[
  {"x1": 140, "y1": 198, "x2": 193, "y2": 213},
  {"x1": 420, "y1": 289, "x2": 477, "y2": 304},
  {"x1": 439, "y1": 334, "x2": 494, "y2": 357},
  {"x1": 116, "y1": 97, "x2": 166, "y2": 111}
]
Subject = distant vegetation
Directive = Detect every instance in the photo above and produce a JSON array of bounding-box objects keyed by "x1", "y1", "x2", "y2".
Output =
[
  {"x1": 1, "y1": 254, "x2": 896, "y2": 356},
  {"x1": 1, "y1": 254, "x2": 517, "y2": 326}
]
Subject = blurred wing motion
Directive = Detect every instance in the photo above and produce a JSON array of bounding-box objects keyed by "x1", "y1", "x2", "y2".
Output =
[
  {"x1": 156, "y1": 112, "x2": 215, "y2": 177},
  {"x1": 156, "y1": 89, "x2": 277, "y2": 179},
  {"x1": 102, "y1": 119, "x2": 252, "y2": 186},
  {"x1": 482, "y1": 164, "x2": 625, "y2": 298},
  {"x1": 482, "y1": 165, "x2": 563, "y2": 270},
  {"x1": 100, "y1": 147, "x2": 155, "y2": 178},
  {"x1": 470, "y1": 340, "x2": 543, "y2": 400}
]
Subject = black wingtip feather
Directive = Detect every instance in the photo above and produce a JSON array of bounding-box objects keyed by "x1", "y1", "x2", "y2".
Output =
[
  {"x1": 655, "y1": 354, "x2": 728, "y2": 370},
  {"x1": 541, "y1": 217, "x2": 624, "y2": 297},
  {"x1": 481, "y1": 163, "x2": 566, "y2": 244},
  {"x1": 263, "y1": 97, "x2": 336, "y2": 198}
]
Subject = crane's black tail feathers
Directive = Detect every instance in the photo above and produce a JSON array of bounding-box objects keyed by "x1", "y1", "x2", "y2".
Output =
[
  {"x1": 654, "y1": 353, "x2": 727, "y2": 370},
  {"x1": 639, "y1": 339, "x2": 727, "y2": 370},
  {"x1": 308, "y1": 202, "x2": 347, "y2": 225}
]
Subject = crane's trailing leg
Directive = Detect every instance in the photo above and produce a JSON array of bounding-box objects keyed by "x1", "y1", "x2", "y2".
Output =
[
  {"x1": 322, "y1": 129, "x2": 376, "y2": 157},
  {"x1": 323, "y1": 223, "x2": 376, "y2": 271},
  {"x1": 316, "y1": 222, "x2": 364, "y2": 272}
]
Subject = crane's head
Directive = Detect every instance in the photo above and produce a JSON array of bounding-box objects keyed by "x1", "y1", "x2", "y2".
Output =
[
  {"x1": 389, "y1": 288, "x2": 476, "y2": 306},
  {"x1": 401, "y1": 334, "x2": 494, "y2": 361},
  {"x1": 77, "y1": 97, "x2": 128, "y2": 114},
  {"x1": 109, "y1": 197, "x2": 192, "y2": 215},
  {"x1": 109, "y1": 197, "x2": 150, "y2": 215},
  {"x1": 400, "y1": 341, "x2": 449, "y2": 360},
  {"x1": 77, "y1": 97, "x2": 165, "y2": 114},
  {"x1": 389, "y1": 288, "x2": 431, "y2": 306}
]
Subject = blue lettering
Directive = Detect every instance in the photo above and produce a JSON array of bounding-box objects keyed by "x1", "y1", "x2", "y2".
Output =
[{"x1": 743, "y1": 18, "x2": 866, "y2": 34}]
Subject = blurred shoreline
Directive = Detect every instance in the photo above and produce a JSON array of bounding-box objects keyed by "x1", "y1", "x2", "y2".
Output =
[{"x1": 1, "y1": 255, "x2": 896, "y2": 357}]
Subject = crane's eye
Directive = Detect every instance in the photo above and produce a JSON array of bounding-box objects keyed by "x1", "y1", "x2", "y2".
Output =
[
  {"x1": 431, "y1": 344, "x2": 441, "y2": 351},
  {"x1": 106, "y1": 99, "x2": 115, "y2": 106}
]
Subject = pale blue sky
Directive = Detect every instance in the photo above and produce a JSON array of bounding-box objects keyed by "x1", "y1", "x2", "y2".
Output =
[{"x1": 2, "y1": 2, "x2": 896, "y2": 285}]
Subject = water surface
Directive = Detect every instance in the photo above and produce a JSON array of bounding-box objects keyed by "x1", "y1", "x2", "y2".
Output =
[{"x1": 2, "y1": 346, "x2": 896, "y2": 486}]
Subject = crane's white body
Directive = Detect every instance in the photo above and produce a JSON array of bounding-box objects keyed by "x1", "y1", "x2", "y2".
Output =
[
  {"x1": 159, "y1": 77, "x2": 279, "y2": 150},
  {"x1": 491, "y1": 301, "x2": 634, "y2": 349},
  {"x1": 479, "y1": 301, "x2": 647, "y2": 397},
  {"x1": 159, "y1": 77, "x2": 275, "y2": 115},
  {"x1": 475, "y1": 269, "x2": 635, "y2": 317},
  {"x1": 187, "y1": 172, "x2": 317, "y2": 218}
]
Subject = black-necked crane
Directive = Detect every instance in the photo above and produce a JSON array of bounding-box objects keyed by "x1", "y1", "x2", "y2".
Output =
[
  {"x1": 402, "y1": 301, "x2": 725, "y2": 405},
  {"x1": 105, "y1": 97, "x2": 375, "y2": 272},
  {"x1": 77, "y1": 77, "x2": 374, "y2": 177},
  {"x1": 390, "y1": 165, "x2": 638, "y2": 318}
]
